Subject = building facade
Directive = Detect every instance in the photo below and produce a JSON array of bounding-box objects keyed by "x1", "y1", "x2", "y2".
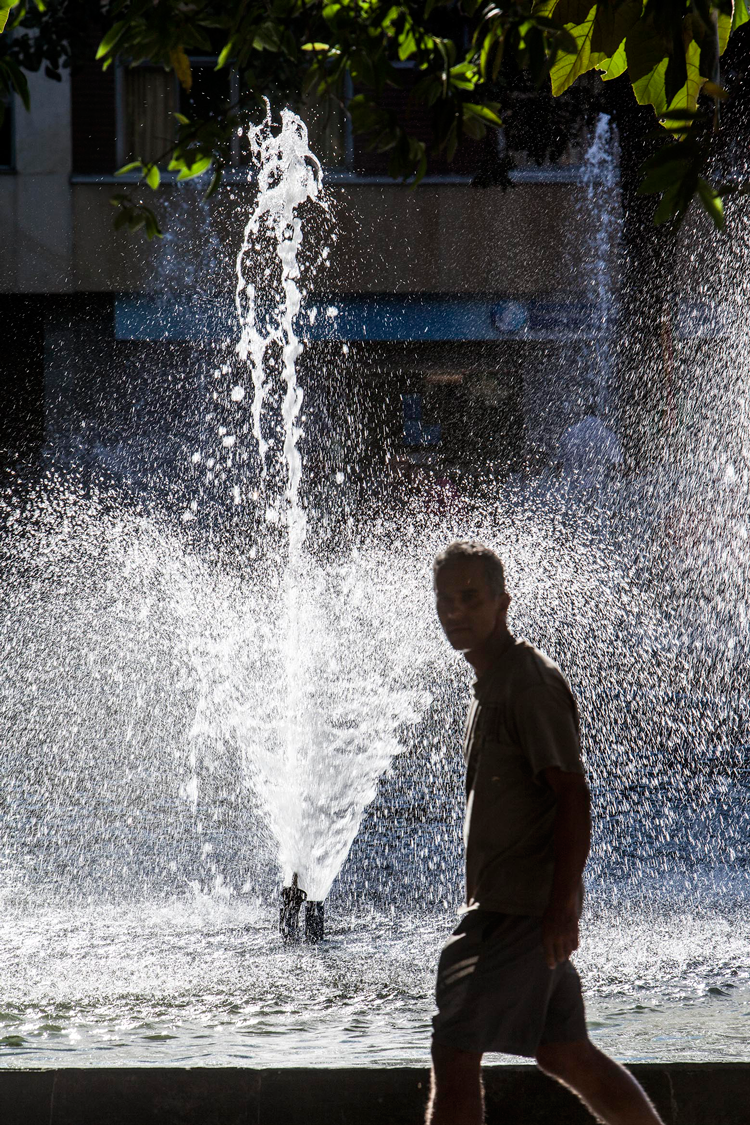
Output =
[{"x1": 0, "y1": 58, "x2": 612, "y2": 488}]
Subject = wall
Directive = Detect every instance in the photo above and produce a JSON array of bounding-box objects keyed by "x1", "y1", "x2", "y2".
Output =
[{"x1": 0, "y1": 1064, "x2": 746, "y2": 1125}]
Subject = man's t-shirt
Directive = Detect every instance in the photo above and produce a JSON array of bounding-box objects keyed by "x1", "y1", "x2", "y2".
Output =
[{"x1": 462, "y1": 635, "x2": 584, "y2": 916}]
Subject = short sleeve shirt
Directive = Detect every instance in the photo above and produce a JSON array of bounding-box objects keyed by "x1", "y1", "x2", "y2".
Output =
[{"x1": 462, "y1": 635, "x2": 584, "y2": 916}]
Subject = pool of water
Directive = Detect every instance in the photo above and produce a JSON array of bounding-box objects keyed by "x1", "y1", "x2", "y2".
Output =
[{"x1": 1, "y1": 893, "x2": 748, "y2": 1069}]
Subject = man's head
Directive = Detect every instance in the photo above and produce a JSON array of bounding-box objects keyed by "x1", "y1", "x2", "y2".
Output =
[{"x1": 433, "y1": 541, "x2": 511, "y2": 655}]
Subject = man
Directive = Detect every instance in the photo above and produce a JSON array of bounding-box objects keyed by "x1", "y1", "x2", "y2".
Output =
[{"x1": 428, "y1": 541, "x2": 664, "y2": 1125}]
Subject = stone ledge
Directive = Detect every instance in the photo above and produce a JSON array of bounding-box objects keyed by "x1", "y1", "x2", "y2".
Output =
[{"x1": 0, "y1": 1064, "x2": 746, "y2": 1125}]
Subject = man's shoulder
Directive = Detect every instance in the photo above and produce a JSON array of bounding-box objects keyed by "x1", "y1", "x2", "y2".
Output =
[{"x1": 504, "y1": 638, "x2": 570, "y2": 695}]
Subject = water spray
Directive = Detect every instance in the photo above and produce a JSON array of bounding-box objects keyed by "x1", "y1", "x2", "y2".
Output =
[{"x1": 232, "y1": 104, "x2": 425, "y2": 934}]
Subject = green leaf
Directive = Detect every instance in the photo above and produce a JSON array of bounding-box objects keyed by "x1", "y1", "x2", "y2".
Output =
[
  {"x1": 717, "y1": 6, "x2": 733, "y2": 53},
  {"x1": 4, "y1": 58, "x2": 30, "y2": 109},
  {"x1": 462, "y1": 113, "x2": 485, "y2": 139},
  {"x1": 657, "y1": 108, "x2": 700, "y2": 121},
  {"x1": 692, "y1": 6, "x2": 720, "y2": 86},
  {"x1": 732, "y1": 0, "x2": 749, "y2": 32},
  {"x1": 217, "y1": 40, "x2": 234, "y2": 69},
  {"x1": 479, "y1": 25, "x2": 499, "y2": 79},
  {"x1": 547, "y1": 0, "x2": 641, "y2": 96},
  {"x1": 96, "y1": 20, "x2": 128, "y2": 61},
  {"x1": 665, "y1": 36, "x2": 705, "y2": 118},
  {"x1": 464, "y1": 102, "x2": 502, "y2": 126},
  {"x1": 640, "y1": 142, "x2": 698, "y2": 173},
  {"x1": 626, "y1": 14, "x2": 671, "y2": 115},
  {"x1": 548, "y1": 3, "x2": 598, "y2": 96},
  {"x1": 697, "y1": 176, "x2": 725, "y2": 230},
  {"x1": 204, "y1": 167, "x2": 222, "y2": 199},
  {"x1": 174, "y1": 113, "x2": 190, "y2": 125},
  {"x1": 412, "y1": 72, "x2": 444, "y2": 106},
  {"x1": 398, "y1": 28, "x2": 417, "y2": 60},
  {"x1": 253, "y1": 21, "x2": 281, "y2": 51},
  {"x1": 144, "y1": 211, "x2": 163, "y2": 240},
  {"x1": 638, "y1": 160, "x2": 692, "y2": 195},
  {"x1": 598, "y1": 41, "x2": 627, "y2": 80},
  {"x1": 0, "y1": 10, "x2": 9, "y2": 34},
  {"x1": 531, "y1": 0, "x2": 560, "y2": 19},
  {"x1": 170, "y1": 46, "x2": 192, "y2": 92},
  {"x1": 653, "y1": 182, "x2": 682, "y2": 226},
  {"x1": 448, "y1": 62, "x2": 478, "y2": 90},
  {"x1": 145, "y1": 163, "x2": 160, "y2": 190},
  {"x1": 115, "y1": 161, "x2": 143, "y2": 176},
  {"x1": 177, "y1": 156, "x2": 212, "y2": 181},
  {"x1": 552, "y1": 0, "x2": 593, "y2": 23}
]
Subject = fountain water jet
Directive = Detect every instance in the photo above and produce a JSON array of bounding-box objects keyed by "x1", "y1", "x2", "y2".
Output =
[
  {"x1": 228, "y1": 106, "x2": 430, "y2": 922},
  {"x1": 580, "y1": 112, "x2": 619, "y2": 414}
]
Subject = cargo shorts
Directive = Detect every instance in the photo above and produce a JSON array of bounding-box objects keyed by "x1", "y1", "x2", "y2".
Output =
[{"x1": 432, "y1": 909, "x2": 588, "y2": 1057}]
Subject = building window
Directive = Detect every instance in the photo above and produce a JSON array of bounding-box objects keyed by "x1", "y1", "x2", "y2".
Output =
[
  {"x1": 121, "y1": 66, "x2": 177, "y2": 165},
  {"x1": 120, "y1": 57, "x2": 234, "y2": 166},
  {"x1": 71, "y1": 58, "x2": 117, "y2": 173},
  {"x1": 350, "y1": 68, "x2": 490, "y2": 178}
]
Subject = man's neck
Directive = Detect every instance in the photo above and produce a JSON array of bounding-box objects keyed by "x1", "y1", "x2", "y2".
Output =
[{"x1": 464, "y1": 626, "x2": 512, "y2": 678}]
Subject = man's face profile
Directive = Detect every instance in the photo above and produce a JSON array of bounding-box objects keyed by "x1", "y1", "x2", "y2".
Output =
[{"x1": 434, "y1": 558, "x2": 506, "y2": 653}]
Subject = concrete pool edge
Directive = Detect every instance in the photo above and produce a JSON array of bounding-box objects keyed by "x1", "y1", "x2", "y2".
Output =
[{"x1": 0, "y1": 1063, "x2": 746, "y2": 1124}]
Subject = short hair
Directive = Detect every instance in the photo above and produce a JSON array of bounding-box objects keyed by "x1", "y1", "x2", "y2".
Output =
[{"x1": 433, "y1": 540, "x2": 506, "y2": 597}]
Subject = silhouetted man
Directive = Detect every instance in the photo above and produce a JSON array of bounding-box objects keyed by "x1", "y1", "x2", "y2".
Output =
[{"x1": 427, "y1": 540, "x2": 664, "y2": 1125}]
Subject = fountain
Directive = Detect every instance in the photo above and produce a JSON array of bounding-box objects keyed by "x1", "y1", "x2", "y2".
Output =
[
  {"x1": 0, "y1": 101, "x2": 748, "y2": 1071},
  {"x1": 580, "y1": 112, "x2": 619, "y2": 414}
]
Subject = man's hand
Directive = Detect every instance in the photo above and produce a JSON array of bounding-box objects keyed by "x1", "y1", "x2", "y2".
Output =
[{"x1": 541, "y1": 899, "x2": 580, "y2": 969}]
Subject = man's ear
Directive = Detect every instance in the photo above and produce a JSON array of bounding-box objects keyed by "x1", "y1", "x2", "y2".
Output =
[{"x1": 499, "y1": 592, "x2": 511, "y2": 618}]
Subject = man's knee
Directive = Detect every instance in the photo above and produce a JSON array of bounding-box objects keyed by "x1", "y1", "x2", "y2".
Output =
[
  {"x1": 431, "y1": 1038, "x2": 483, "y2": 1086},
  {"x1": 535, "y1": 1037, "x2": 597, "y2": 1083}
]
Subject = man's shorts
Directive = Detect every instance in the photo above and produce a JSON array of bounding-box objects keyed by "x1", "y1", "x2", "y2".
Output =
[{"x1": 432, "y1": 909, "x2": 587, "y2": 1057}]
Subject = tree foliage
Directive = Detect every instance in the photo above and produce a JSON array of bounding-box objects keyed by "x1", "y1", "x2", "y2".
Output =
[{"x1": 1, "y1": 0, "x2": 748, "y2": 237}]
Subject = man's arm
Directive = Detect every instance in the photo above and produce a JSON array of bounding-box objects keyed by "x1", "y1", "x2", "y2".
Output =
[{"x1": 541, "y1": 767, "x2": 591, "y2": 970}]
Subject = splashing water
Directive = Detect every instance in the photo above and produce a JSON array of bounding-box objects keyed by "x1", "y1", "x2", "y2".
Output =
[{"x1": 0, "y1": 102, "x2": 749, "y2": 1067}]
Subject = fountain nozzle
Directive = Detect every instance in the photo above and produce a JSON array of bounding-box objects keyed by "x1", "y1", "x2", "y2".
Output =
[
  {"x1": 279, "y1": 875, "x2": 325, "y2": 944},
  {"x1": 280, "y1": 873, "x2": 307, "y2": 943},
  {"x1": 304, "y1": 900, "x2": 324, "y2": 944}
]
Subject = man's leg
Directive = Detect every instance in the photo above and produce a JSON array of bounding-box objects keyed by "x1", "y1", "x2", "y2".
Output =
[
  {"x1": 426, "y1": 1039, "x2": 484, "y2": 1125},
  {"x1": 535, "y1": 1039, "x2": 665, "y2": 1125}
]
